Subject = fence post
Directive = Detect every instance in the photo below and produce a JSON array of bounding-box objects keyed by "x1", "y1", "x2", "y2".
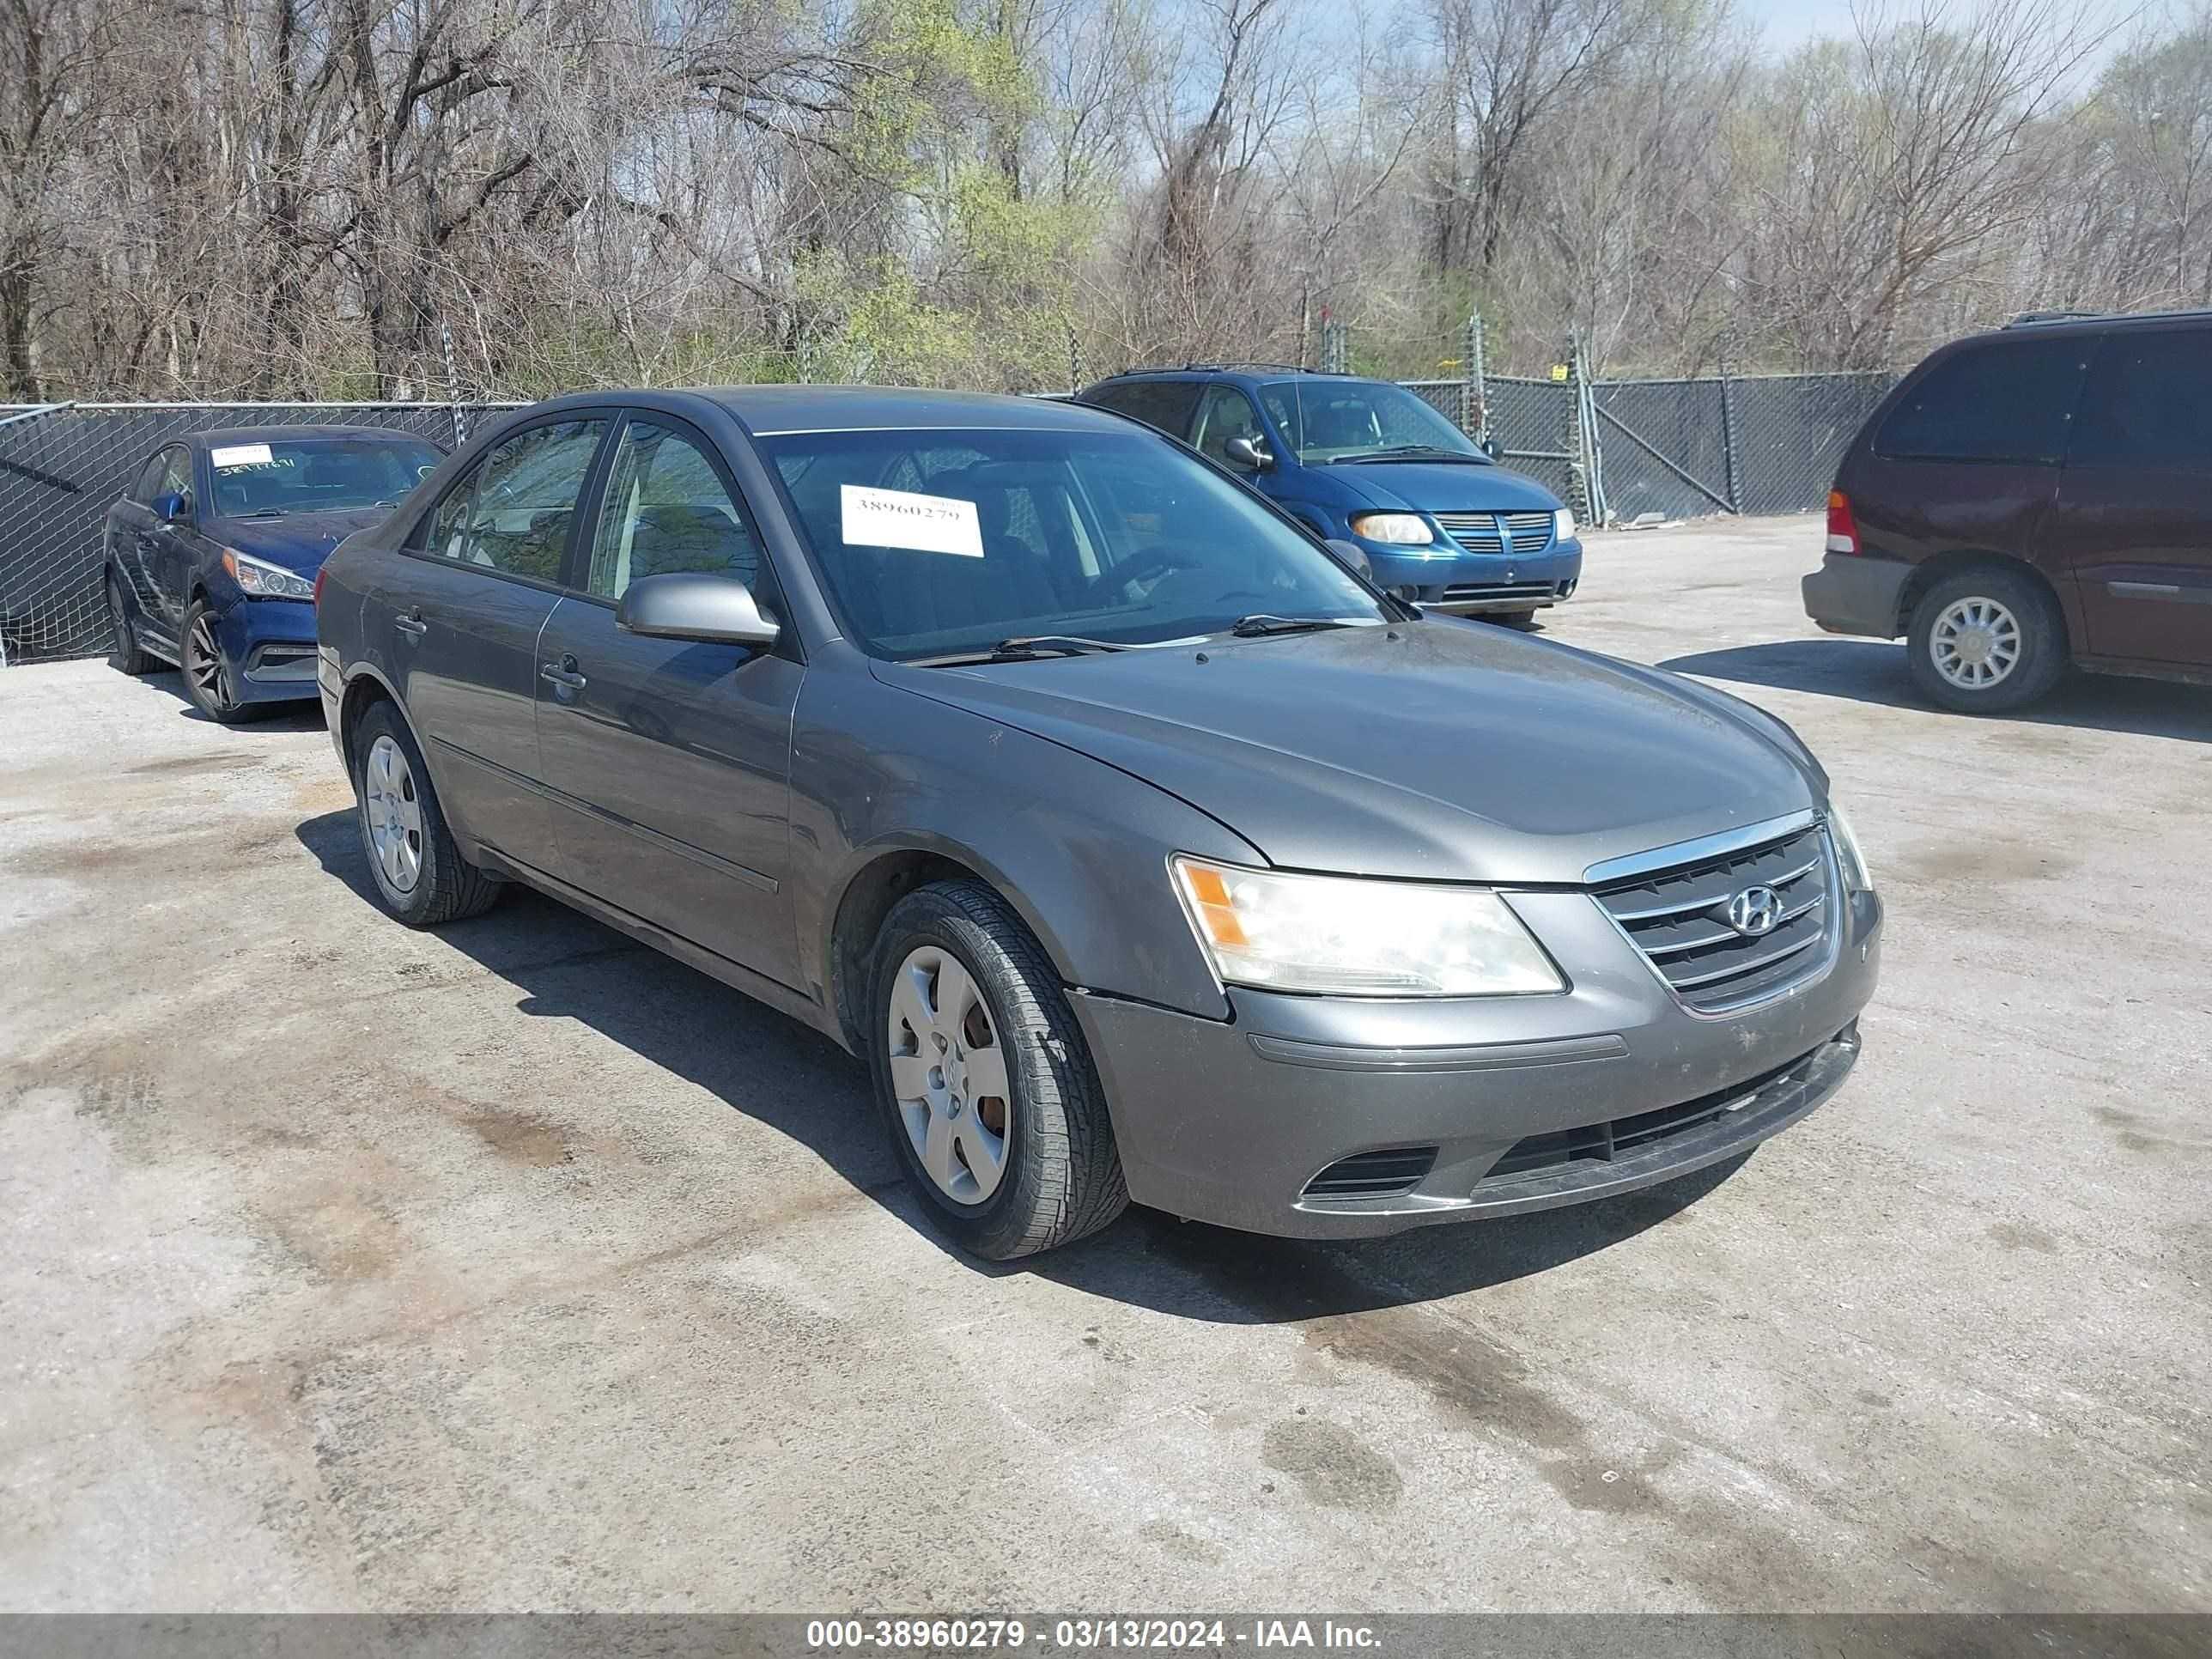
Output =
[
  {"x1": 1718, "y1": 358, "x2": 1743, "y2": 514},
  {"x1": 1066, "y1": 322, "x2": 1084, "y2": 396},
  {"x1": 439, "y1": 319, "x2": 468, "y2": 449},
  {"x1": 1462, "y1": 311, "x2": 1486, "y2": 439},
  {"x1": 1563, "y1": 334, "x2": 1591, "y2": 525}
]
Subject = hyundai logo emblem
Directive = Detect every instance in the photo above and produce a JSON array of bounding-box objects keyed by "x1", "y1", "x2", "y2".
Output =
[{"x1": 1725, "y1": 885, "x2": 1784, "y2": 937}]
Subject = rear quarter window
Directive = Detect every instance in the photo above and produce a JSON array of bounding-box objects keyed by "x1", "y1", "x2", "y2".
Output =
[
  {"x1": 1875, "y1": 336, "x2": 2094, "y2": 465},
  {"x1": 1085, "y1": 380, "x2": 1201, "y2": 440}
]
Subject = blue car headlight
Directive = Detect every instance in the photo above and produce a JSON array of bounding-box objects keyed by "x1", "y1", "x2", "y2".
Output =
[{"x1": 222, "y1": 548, "x2": 316, "y2": 601}]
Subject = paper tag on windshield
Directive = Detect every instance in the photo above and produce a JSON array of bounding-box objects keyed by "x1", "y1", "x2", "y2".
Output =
[
  {"x1": 210, "y1": 443, "x2": 274, "y2": 469},
  {"x1": 840, "y1": 483, "x2": 983, "y2": 557}
]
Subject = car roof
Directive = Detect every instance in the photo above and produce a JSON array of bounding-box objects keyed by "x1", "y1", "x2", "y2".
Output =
[
  {"x1": 1984, "y1": 307, "x2": 2212, "y2": 342},
  {"x1": 182, "y1": 424, "x2": 436, "y2": 448},
  {"x1": 517, "y1": 386, "x2": 1127, "y2": 437},
  {"x1": 1089, "y1": 365, "x2": 1352, "y2": 388}
]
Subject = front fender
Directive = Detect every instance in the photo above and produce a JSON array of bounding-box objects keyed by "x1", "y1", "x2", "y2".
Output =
[{"x1": 788, "y1": 653, "x2": 1262, "y2": 1032}]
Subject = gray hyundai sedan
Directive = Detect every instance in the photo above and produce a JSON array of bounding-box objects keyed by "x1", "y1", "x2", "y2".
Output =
[{"x1": 314, "y1": 386, "x2": 1881, "y2": 1259}]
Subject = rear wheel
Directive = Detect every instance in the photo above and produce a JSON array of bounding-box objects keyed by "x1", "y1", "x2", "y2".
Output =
[
  {"x1": 349, "y1": 701, "x2": 501, "y2": 926},
  {"x1": 179, "y1": 599, "x2": 270, "y2": 723},
  {"x1": 1906, "y1": 568, "x2": 2067, "y2": 713},
  {"x1": 106, "y1": 578, "x2": 157, "y2": 676},
  {"x1": 869, "y1": 879, "x2": 1127, "y2": 1260}
]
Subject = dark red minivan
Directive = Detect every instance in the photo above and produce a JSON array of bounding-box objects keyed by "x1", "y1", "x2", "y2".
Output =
[{"x1": 1803, "y1": 310, "x2": 2212, "y2": 711}]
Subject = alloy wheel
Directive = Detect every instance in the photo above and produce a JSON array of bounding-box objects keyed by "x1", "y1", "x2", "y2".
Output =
[
  {"x1": 1929, "y1": 596, "x2": 2021, "y2": 690},
  {"x1": 185, "y1": 612, "x2": 232, "y2": 712},
  {"x1": 886, "y1": 945, "x2": 1012, "y2": 1205},
  {"x1": 362, "y1": 734, "x2": 424, "y2": 895}
]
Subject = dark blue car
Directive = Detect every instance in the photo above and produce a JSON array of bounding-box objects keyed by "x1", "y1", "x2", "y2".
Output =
[
  {"x1": 1079, "y1": 366, "x2": 1583, "y2": 621},
  {"x1": 104, "y1": 425, "x2": 444, "y2": 720}
]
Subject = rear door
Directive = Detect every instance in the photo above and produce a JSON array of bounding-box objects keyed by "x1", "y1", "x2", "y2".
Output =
[
  {"x1": 1851, "y1": 334, "x2": 2092, "y2": 586},
  {"x1": 532, "y1": 411, "x2": 804, "y2": 988},
  {"x1": 378, "y1": 412, "x2": 611, "y2": 867},
  {"x1": 2046, "y1": 325, "x2": 2212, "y2": 668}
]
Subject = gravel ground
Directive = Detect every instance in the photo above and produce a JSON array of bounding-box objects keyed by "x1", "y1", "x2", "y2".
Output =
[{"x1": 2, "y1": 514, "x2": 2208, "y2": 1613}]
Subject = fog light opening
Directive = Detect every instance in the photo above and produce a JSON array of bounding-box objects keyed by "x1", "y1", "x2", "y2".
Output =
[{"x1": 1396, "y1": 585, "x2": 1421, "y2": 603}]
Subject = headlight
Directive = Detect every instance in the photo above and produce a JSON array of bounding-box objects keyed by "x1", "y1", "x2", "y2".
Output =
[
  {"x1": 223, "y1": 549, "x2": 316, "y2": 600},
  {"x1": 1171, "y1": 856, "x2": 1564, "y2": 997},
  {"x1": 1553, "y1": 507, "x2": 1577, "y2": 542},
  {"x1": 1349, "y1": 513, "x2": 1435, "y2": 546},
  {"x1": 1826, "y1": 799, "x2": 1874, "y2": 893}
]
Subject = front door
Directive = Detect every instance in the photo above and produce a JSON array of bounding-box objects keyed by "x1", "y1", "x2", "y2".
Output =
[
  {"x1": 379, "y1": 413, "x2": 611, "y2": 866},
  {"x1": 2046, "y1": 326, "x2": 2212, "y2": 668},
  {"x1": 533, "y1": 412, "x2": 802, "y2": 988}
]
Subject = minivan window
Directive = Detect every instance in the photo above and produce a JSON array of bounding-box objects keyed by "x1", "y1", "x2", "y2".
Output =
[
  {"x1": 586, "y1": 418, "x2": 768, "y2": 599},
  {"x1": 1875, "y1": 337, "x2": 2091, "y2": 465},
  {"x1": 1259, "y1": 380, "x2": 1485, "y2": 464},
  {"x1": 1086, "y1": 380, "x2": 1202, "y2": 439},
  {"x1": 2068, "y1": 329, "x2": 2212, "y2": 471},
  {"x1": 417, "y1": 418, "x2": 605, "y2": 580},
  {"x1": 761, "y1": 425, "x2": 1381, "y2": 659},
  {"x1": 1190, "y1": 386, "x2": 1267, "y2": 467}
]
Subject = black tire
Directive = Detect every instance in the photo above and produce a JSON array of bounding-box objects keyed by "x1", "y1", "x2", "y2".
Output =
[
  {"x1": 105, "y1": 576, "x2": 158, "y2": 676},
  {"x1": 1485, "y1": 608, "x2": 1539, "y2": 628},
  {"x1": 349, "y1": 700, "x2": 501, "y2": 927},
  {"x1": 868, "y1": 879, "x2": 1127, "y2": 1260},
  {"x1": 1905, "y1": 566, "x2": 2068, "y2": 714},
  {"x1": 179, "y1": 597, "x2": 272, "y2": 724}
]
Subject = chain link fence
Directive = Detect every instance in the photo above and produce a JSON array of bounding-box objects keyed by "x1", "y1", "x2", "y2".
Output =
[
  {"x1": 0, "y1": 402, "x2": 523, "y2": 665},
  {"x1": 2, "y1": 374, "x2": 1899, "y2": 666},
  {"x1": 1400, "y1": 366, "x2": 1898, "y2": 525}
]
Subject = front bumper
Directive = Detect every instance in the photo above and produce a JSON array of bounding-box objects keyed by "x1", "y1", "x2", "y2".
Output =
[
  {"x1": 215, "y1": 597, "x2": 320, "y2": 703},
  {"x1": 1369, "y1": 542, "x2": 1583, "y2": 613},
  {"x1": 1802, "y1": 552, "x2": 1912, "y2": 639},
  {"x1": 1070, "y1": 886, "x2": 1881, "y2": 1238}
]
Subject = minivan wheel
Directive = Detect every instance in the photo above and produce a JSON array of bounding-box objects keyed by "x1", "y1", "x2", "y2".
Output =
[
  {"x1": 349, "y1": 702, "x2": 501, "y2": 927},
  {"x1": 868, "y1": 879, "x2": 1127, "y2": 1260},
  {"x1": 106, "y1": 578, "x2": 156, "y2": 676},
  {"x1": 1906, "y1": 568, "x2": 2066, "y2": 713}
]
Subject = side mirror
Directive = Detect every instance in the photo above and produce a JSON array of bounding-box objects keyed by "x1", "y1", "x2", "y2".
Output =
[
  {"x1": 1323, "y1": 538, "x2": 1372, "y2": 581},
  {"x1": 154, "y1": 491, "x2": 191, "y2": 525},
  {"x1": 1479, "y1": 436, "x2": 1502, "y2": 460},
  {"x1": 617, "y1": 572, "x2": 780, "y2": 648},
  {"x1": 1223, "y1": 435, "x2": 1274, "y2": 472}
]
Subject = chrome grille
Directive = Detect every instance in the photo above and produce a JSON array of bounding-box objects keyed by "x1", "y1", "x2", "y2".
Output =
[
  {"x1": 1433, "y1": 510, "x2": 1554, "y2": 555},
  {"x1": 1593, "y1": 821, "x2": 1837, "y2": 1012}
]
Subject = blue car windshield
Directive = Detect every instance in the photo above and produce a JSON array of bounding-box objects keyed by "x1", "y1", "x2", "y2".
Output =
[
  {"x1": 759, "y1": 426, "x2": 1382, "y2": 661},
  {"x1": 1260, "y1": 380, "x2": 1488, "y2": 465},
  {"x1": 208, "y1": 437, "x2": 442, "y2": 516}
]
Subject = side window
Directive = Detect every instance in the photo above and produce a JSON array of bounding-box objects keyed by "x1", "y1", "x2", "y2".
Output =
[
  {"x1": 131, "y1": 451, "x2": 171, "y2": 502},
  {"x1": 421, "y1": 418, "x2": 605, "y2": 580},
  {"x1": 586, "y1": 418, "x2": 769, "y2": 602},
  {"x1": 1875, "y1": 337, "x2": 2091, "y2": 465},
  {"x1": 1190, "y1": 386, "x2": 1264, "y2": 467},
  {"x1": 1089, "y1": 380, "x2": 1202, "y2": 439},
  {"x1": 2068, "y1": 330, "x2": 2212, "y2": 471}
]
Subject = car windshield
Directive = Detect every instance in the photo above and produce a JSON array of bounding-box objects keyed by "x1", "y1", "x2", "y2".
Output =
[
  {"x1": 1259, "y1": 380, "x2": 1488, "y2": 465},
  {"x1": 759, "y1": 426, "x2": 1384, "y2": 661},
  {"x1": 207, "y1": 436, "x2": 442, "y2": 516}
]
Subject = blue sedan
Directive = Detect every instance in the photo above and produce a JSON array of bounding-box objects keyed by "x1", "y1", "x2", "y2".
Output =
[{"x1": 103, "y1": 426, "x2": 443, "y2": 721}]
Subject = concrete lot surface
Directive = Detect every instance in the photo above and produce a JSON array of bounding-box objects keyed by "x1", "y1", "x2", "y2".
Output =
[{"x1": 3, "y1": 515, "x2": 2208, "y2": 1613}]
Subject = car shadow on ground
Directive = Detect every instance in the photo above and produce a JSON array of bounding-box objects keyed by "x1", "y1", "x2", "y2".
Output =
[
  {"x1": 295, "y1": 807, "x2": 1750, "y2": 1321},
  {"x1": 1662, "y1": 637, "x2": 2212, "y2": 743},
  {"x1": 125, "y1": 663, "x2": 329, "y2": 731}
]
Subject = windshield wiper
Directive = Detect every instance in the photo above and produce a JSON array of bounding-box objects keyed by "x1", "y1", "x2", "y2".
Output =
[
  {"x1": 1226, "y1": 614, "x2": 1364, "y2": 638},
  {"x1": 1343, "y1": 445, "x2": 1482, "y2": 463},
  {"x1": 914, "y1": 635, "x2": 1134, "y2": 666}
]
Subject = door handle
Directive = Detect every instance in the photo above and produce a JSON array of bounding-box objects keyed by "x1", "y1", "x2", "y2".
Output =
[
  {"x1": 394, "y1": 608, "x2": 428, "y2": 639},
  {"x1": 539, "y1": 654, "x2": 586, "y2": 690}
]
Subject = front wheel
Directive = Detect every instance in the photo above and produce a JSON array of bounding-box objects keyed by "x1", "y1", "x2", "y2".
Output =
[
  {"x1": 1485, "y1": 608, "x2": 1539, "y2": 628},
  {"x1": 1905, "y1": 568, "x2": 2067, "y2": 713},
  {"x1": 869, "y1": 879, "x2": 1127, "y2": 1260},
  {"x1": 349, "y1": 702, "x2": 501, "y2": 926},
  {"x1": 179, "y1": 599, "x2": 270, "y2": 723}
]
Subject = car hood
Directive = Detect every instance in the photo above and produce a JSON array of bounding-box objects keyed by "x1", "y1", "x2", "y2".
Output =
[
  {"x1": 878, "y1": 620, "x2": 1822, "y2": 884},
  {"x1": 1330, "y1": 460, "x2": 1561, "y2": 515},
  {"x1": 210, "y1": 507, "x2": 392, "y2": 575}
]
